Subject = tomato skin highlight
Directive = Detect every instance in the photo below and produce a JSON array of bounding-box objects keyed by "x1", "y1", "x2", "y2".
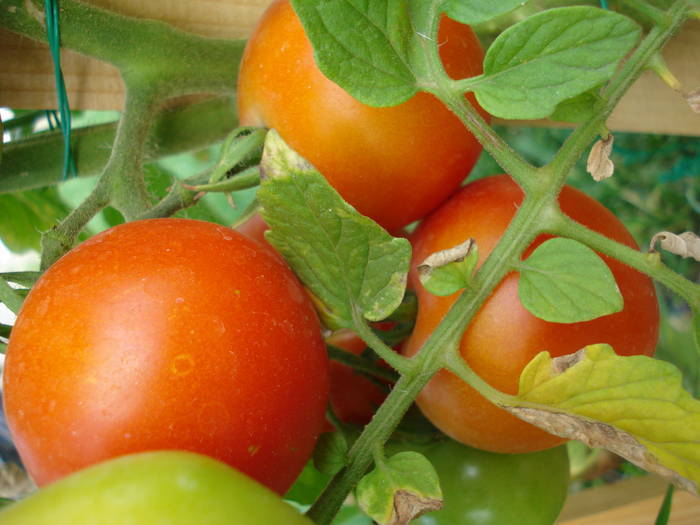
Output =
[
  {"x1": 3, "y1": 218, "x2": 329, "y2": 494},
  {"x1": 237, "y1": 0, "x2": 487, "y2": 232},
  {"x1": 0, "y1": 451, "x2": 314, "y2": 525},
  {"x1": 403, "y1": 175, "x2": 660, "y2": 453}
]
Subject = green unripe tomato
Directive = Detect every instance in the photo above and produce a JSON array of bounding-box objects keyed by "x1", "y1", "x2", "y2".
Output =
[
  {"x1": 403, "y1": 438, "x2": 570, "y2": 525},
  {"x1": 0, "y1": 451, "x2": 313, "y2": 525}
]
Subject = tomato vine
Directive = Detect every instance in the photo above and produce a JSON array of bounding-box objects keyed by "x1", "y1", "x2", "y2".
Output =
[{"x1": 1, "y1": 1, "x2": 699, "y2": 524}]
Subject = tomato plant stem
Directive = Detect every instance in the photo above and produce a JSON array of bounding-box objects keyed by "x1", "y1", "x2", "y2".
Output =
[
  {"x1": 307, "y1": 195, "x2": 548, "y2": 523},
  {"x1": 352, "y1": 313, "x2": 415, "y2": 375},
  {"x1": 307, "y1": 5, "x2": 694, "y2": 521},
  {"x1": 436, "y1": 87, "x2": 536, "y2": 188}
]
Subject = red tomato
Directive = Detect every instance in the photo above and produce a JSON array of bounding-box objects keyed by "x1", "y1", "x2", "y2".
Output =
[
  {"x1": 403, "y1": 175, "x2": 659, "y2": 453},
  {"x1": 3, "y1": 219, "x2": 329, "y2": 494},
  {"x1": 237, "y1": 0, "x2": 487, "y2": 231}
]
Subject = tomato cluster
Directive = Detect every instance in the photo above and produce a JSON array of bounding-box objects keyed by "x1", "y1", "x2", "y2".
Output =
[
  {"x1": 1, "y1": 0, "x2": 663, "y2": 522},
  {"x1": 403, "y1": 175, "x2": 659, "y2": 453}
]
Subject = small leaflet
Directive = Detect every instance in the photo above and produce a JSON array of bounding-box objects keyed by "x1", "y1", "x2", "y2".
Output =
[
  {"x1": 356, "y1": 451, "x2": 442, "y2": 525},
  {"x1": 291, "y1": 0, "x2": 416, "y2": 107},
  {"x1": 518, "y1": 238, "x2": 623, "y2": 323},
  {"x1": 417, "y1": 239, "x2": 477, "y2": 296}
]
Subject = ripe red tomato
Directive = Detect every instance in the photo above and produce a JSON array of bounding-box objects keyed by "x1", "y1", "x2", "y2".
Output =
[
  {"x1": 403, "y1": 175, "x2": 659, "y2": 453},
  {"x1": 237, "y1": 0, "x2": 487, "y2": 232},
  {"x1": 3, "y1": 218, "x2": 329, "y2": 494}
]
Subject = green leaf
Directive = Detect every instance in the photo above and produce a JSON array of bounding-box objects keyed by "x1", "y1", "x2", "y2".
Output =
[
  {"x1": 0, "y1": 272, "x2": 41, "y2": 288},
  {"x1": 356, "y1": 451, "x2": 442, "y2": 525},
  {"x1": 418, "y1": 239, "x2": 478, "y2": 297},
  {"x1": 0, "y1": 188, "x2": 71, "y2": 252},
  {"x1": 471, "y1": 7, "x2": 640, "y2": 119},
  {"x1": 444, "y1": 0, "x2": 527, "y2": 25},
  {"x1": 313, "y1": 432, "x2": 348, "y2": 476},
  {"x1": 518, "y1": 237, "x2": 623, "y2": 323},
  {"x1": 550, "y1": 90, "x2": 600, "y2": 124},
  {"x1": 0, "y1": 277, "x2": 24, "y2": 315},
  {"x1": 284, "y1": 461, "x2": 332, "y2": 505},
  {"x1": 505, "y1": 344, "x2": 700, "y2": 495},
  {"x1": 291, "y1": 0, "x2": 417, "y2": 107},
  {"x1": 258, "y1": 131, "x2": 411, "y2": 328}
]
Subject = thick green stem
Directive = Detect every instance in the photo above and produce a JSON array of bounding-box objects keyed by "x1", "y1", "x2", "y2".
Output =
[
  {"x1": 352, "y1": 313, "x2": 414, "y2": 375},
  {"x1": 624, "y1": 0, "x2": 670, "y2": 25},
  {"x1": 326, "y1": 344, "x2": 399, "y2": 383},
  {"x1": 410, "y1": 0, "x2": 535, "y2": 187},
  {"x1": 40, "y1": 183, "x2": 109, "y2": 269},
  {"x1": 104, "y1": 87, "x2": 159, "y2": 219},
  {"x1": 438, "y1": 85, "x2": 535, "y2": 187},
  {"x1": 39, "y1": 87, "x2": 159, "y2": 268},
  {"x1": 0, "y1": 0, "x2": 244, "y2": 97},
  {"x1": 0, "y1": 97, "x2": 238, "y2": 194},
  {"x1": 307, "y1": 5, "x2": 693, "y2": 521}
]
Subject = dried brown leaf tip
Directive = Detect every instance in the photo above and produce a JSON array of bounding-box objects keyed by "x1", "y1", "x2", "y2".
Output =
[
  {"x1": 649, "y1": 231, "x2": 700, "y2": 261},
  {"x1": 685, "y1": 88, "x2": 700, "y2": 114},
  {"x1": 417, "y1": 238, "x2": 475, "y2": 281},
  {"x1": 506, "y1": 407, "x2": 698, "y2": 495},
  {"x1": 390, "y1": 490, "x2": 443, "y2": 525},
  {"x1": 586, "y1": 135, "x2": 615, "y2": 182}
]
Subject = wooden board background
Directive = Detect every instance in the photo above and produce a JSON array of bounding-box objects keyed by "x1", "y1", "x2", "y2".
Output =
[
  {"x1": 558, "y1": 475, "x2": 700, "y2": 525},
  {"x1": 0, "y1": 1, "x2": 698, "y2": 135}
]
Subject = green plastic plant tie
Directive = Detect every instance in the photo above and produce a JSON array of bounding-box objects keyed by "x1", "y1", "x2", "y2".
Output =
[
  {"x1": 600, "y1": 0, "x2": 609, "y2": 8},
  {"x1": 45, "y1": 0, "x2": 76, "y2": 180}
]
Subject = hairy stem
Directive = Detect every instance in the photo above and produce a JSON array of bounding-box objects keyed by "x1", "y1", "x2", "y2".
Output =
[
  {"x1": 352, "y1": 313, "x2": 415, "y2": 375},
  {"x1": 40, "y1": 183, "x2": 109, "y2": 269},
  {"x1": 104, "y1": 87, "x2": 160, "y2": 219},
  {"x1": 0, "y1": 0, "x2": 244, "y2": 97}
]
